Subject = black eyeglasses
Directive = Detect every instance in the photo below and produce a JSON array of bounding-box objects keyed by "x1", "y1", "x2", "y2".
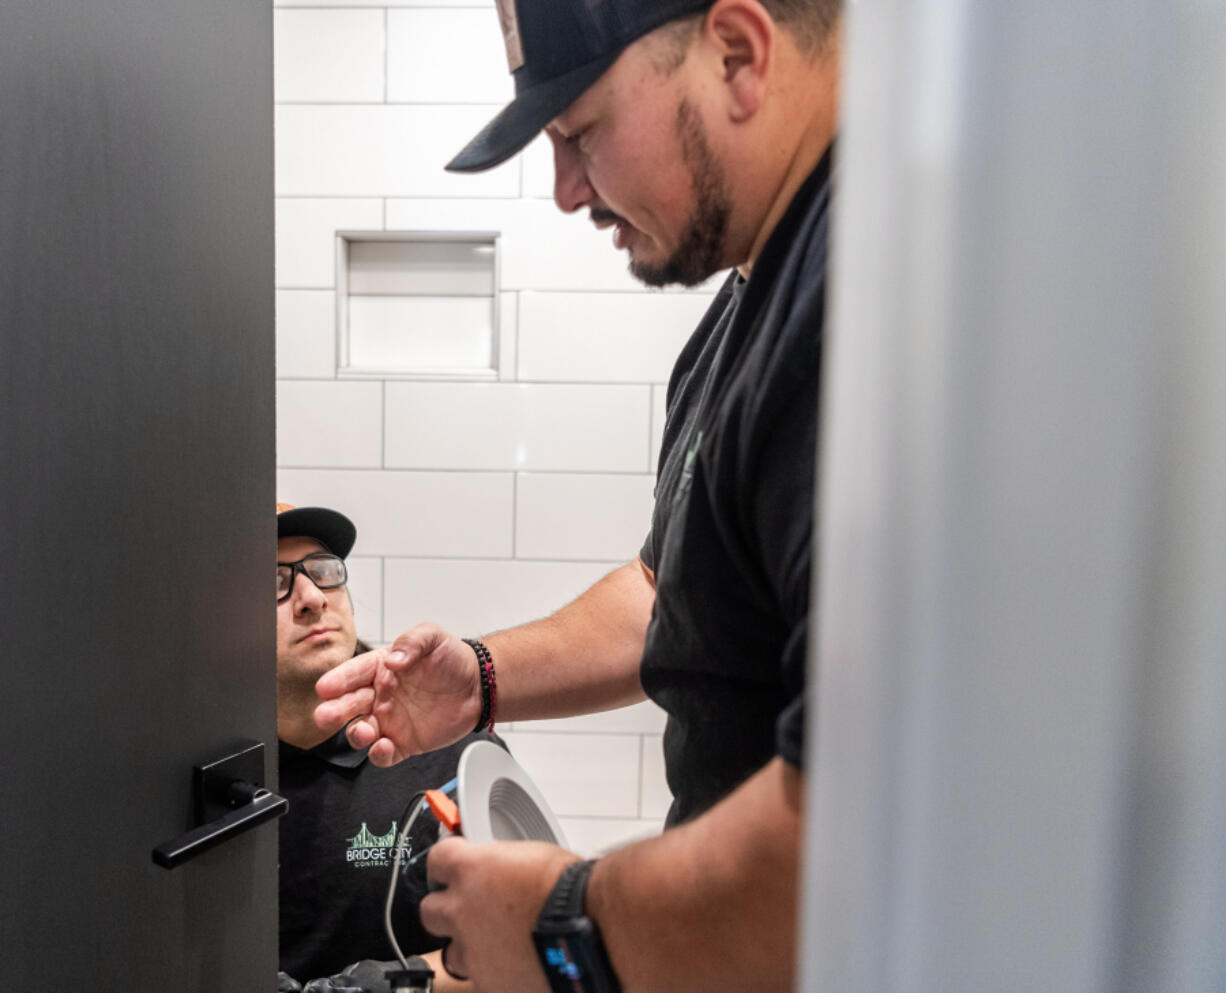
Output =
[{"x1": 277, "y1": 553, "x2": 347, "y2": 602}]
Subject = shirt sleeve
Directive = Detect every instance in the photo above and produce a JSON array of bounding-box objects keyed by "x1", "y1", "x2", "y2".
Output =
[
  {"x1": 776, "y1": 695, "x2": 805, "y2": 768},
  {"x1": 639, "y1": 527, "x2": 655, "y2": 572}
]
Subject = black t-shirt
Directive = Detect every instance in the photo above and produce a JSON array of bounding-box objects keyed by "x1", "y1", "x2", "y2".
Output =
[
  {"x1": 277, "y1": 730, "x2": 501, "y2": 982},
  {"x1": 640, "y1": 147, "x2": 832, "y2": 826}
]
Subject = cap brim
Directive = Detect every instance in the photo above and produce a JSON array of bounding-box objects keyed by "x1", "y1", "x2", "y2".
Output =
[
  {"x1": 445, "y1": 51, "x2": 621, "y2": 174},
  {"x1": 277, "y1": 507, "x2": 357, "y2": 559}
]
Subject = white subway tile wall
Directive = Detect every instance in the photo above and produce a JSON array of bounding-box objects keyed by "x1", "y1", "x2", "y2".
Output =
[
  {"x1": 276, "y1": 198, "x2": 383, "y2": 288},
  {"x1": 277, "y1": 380, "x2": 384, "y2": 468},
  {"x1": 386, "y1": 196, "x2": 668, "y2": 291},
  {"x1": 386, "y1": 9, "x2": 512, "y2": 104},
  {"x1": 517, "y1": 291, "x2": 707, "y2": 382},
  {"x1": 343, "y1": 556, "x2": 384, "y2": 646},
  {"x1": 383, "y1": 382, "x2": 651, "y2": 471},
  {"x1": 495, "y1": 731, "x2": 642, "y2": 819},
  {"x1": 273, "y1": 4, "x2": 723, "y2": 854},
  {"x1": 276, "y1": 289, "x2": 340, "y2": 379},
  {"x1": 515, "y1": 473, "x2": 656, "y2": 560},
  {"x1": 274, "y1": 10, "x2": 386, "y2": 103},
  {"x1": 383, "y1": 557, "x2": 617, "y2": 640},
  {"x1": 278, "y1": 467, "x2": 514, "y2": 558},
  {"x1": 651, "y1": 385, "x2": 669, "y2": 469},
  {"x1": 277, "y1": 105, "x2": 520, "y2": 198},
  {"x1": 520, "y1": 133, "x2": 557, "y2": 200}
]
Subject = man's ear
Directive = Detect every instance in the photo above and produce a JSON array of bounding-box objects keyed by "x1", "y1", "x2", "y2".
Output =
[{"x1": 703, "y1": 0, "x2": 774, "y2": 123}]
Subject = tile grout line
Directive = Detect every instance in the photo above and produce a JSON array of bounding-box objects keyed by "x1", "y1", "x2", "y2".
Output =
[{"x1": 382, "y1": 7, "x2": 389, "y2": 105}]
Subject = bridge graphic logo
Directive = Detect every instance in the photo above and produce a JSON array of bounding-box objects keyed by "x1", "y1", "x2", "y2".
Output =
[
  {"x1": 349, "y1": 822, "x2": 398, "y2": 849},
  {"x1": 345, "y1": 821, "x2": 412, "y2": 868}
]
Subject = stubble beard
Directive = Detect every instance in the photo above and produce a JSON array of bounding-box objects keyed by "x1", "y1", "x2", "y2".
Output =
[
  {"x1": 629, "y1": 99, "x2": 732, "y2": 289},
  {"x1": 280, "y1": 629, "x2": 357, "y2": 692}
]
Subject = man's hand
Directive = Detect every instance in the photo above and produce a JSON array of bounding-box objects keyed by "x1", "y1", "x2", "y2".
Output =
[
  {"x1": 420, "y1": 947, "x2": 474, "y2": 993},
  {"x1": 313, "y1": 623, "x2": 482, "y2": 766},
  {"x1": 420, "y1": 837, "x2": 580, "y2": 993}
]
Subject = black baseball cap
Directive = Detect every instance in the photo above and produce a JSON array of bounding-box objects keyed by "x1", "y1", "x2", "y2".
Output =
[
  {"x1": 446, "y1": 0, "x2": 713, "y2": 174},
  {"x1": 276, "y1": 502, "x2": 357, "y2": 560}
]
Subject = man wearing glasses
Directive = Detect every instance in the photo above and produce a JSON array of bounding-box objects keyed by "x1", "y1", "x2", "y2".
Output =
[{"x1": 275, "y1": 502, "x2": 485, "y2": 991}]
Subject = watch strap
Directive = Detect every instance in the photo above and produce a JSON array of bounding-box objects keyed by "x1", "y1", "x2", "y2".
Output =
[
  {"x1": 533, "y1": 859, "x2": 622, "y2": 993},
  {"x1": 540, "y1": 859, "x2": 596, "y2": 922}
]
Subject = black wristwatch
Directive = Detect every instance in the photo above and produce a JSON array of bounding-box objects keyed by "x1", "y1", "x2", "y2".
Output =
[{"x1": 532, "y1": 859, "x2": 623, "y2": 993}]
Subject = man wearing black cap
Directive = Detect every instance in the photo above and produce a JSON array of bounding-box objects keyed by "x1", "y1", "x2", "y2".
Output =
[
  {"x1": 275, "y1": 503, "x2": 486, "y2": 991},
  {"x1": 315, "y1": 1, "x2": 841, "y2": 990}
]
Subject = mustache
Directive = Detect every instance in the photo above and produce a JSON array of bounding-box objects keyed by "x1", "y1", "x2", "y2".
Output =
[{"x1": 590, "y1": 207, "x2": 625, "y2": 226}]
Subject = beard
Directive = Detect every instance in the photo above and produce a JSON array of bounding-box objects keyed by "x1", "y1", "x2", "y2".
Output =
[{"x1": 601, "y1": 99, "x2": 732, "y2": 289}]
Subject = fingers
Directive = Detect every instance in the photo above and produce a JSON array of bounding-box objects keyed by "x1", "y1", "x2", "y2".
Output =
[
  {"x1": 313, "y1": 687, "x2": 375, "y2": 734},
  {"x1": 313, "y1": 649, "x2": 379, "y2": 700},
  {"x1": 313, "y1": 626, "x2": 463, "y2": 765},
  {"x1": 388, "y1": 621, "x2": 450, "y2": 663},
  {"x1": 418, "y1": 950, "x2": 464, "y2": 993},
  {"x1": 419, "y1": 837, "x2": 466, "y2": 940},
  {"x1": 420, "y1": 838, "x2": 465, "y2": 966},
  {"x1": 344, "y1": 715, "x2": 379, "y2": 749},
  {"x1": 367, "y1": 737, "x2": 403, "y2": 767},
  {"x1": 325, "y1": 714, "x2": 407, "y2": 767},
  {"x1": 440, "y1": 941, "x2": 469, "y2": 983},
  {"x1": 421, "y1": 840, "x2": 573, "y2": 993},
  {"x1": 424, "y1": 834, "x2": 467, "y2": 887}
]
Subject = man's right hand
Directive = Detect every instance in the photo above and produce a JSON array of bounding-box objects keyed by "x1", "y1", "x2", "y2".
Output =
[{"x1": 313, "y1": 623, "x2": 483, "y2": 766}]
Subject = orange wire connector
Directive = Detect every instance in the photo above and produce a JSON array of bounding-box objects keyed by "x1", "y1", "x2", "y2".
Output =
[{"x1": 424, "y1": 789, "x2": 462, "y2": 835}]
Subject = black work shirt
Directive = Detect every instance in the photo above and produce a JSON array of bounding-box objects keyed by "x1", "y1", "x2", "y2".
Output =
[
  {"x1": 640, "y1": 146, "x2": 832, "y2": 826},
  {"x1": 277, "y1": 729, "x2": 501, "y2": 982}
]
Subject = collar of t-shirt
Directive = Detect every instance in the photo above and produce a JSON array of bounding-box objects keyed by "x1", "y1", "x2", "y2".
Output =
[{"x1": 282, "y1": 726, "x2": 369, "y2": 769}]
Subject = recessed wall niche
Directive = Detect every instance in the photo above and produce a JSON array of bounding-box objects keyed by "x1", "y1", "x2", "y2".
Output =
[{"x1": 336, "y1": 231, "x2": 500, "y2": 379}]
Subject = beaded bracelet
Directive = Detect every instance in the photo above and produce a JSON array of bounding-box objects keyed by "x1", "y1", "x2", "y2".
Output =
[{"x1": 462, "y1": 637, "x2": 497, "y2": 734}]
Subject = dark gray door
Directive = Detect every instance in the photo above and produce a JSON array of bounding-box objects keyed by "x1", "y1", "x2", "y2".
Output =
[{"x1": 0, "y1": 0, "x2": 277, "y2": 988}]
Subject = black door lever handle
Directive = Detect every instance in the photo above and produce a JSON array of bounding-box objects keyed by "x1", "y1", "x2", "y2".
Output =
[
  {"x1": 152, "y1": 786, "x2": 287, "y2": 868},
  {"x1": 152, "y1": 741, "x2": 289, "y2": 869}
]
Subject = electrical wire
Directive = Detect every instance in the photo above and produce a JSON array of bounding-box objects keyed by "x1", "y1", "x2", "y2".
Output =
[
  {"x1": 384, "y1": 790, "x2": 428, "y2": 970},
  {"x1": 384, "y1": 777, "x2": 461, "y2": 969}
]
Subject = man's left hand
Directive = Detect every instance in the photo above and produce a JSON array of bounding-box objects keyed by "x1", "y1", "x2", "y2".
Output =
[{"x1": 421, "y1": 837, "x2": 581, "y2": 993}]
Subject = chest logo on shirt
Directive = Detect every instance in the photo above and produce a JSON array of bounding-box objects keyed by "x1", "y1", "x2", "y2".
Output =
[
  {"x1": 346, "y1": 821, "x2": 412, "y2": 869},
  {"x1": 675, "y1": 429, "x2": 704, "y2": 504}
]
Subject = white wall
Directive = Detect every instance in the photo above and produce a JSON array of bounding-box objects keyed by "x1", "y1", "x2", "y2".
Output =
[{"x1": 273, "y1": 0, "x2": 717, "y2": 855}]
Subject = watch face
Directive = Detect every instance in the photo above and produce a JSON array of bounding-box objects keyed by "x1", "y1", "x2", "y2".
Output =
[{"x1": 533, "y1": 922, "x2": 621, "y2": 993}]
